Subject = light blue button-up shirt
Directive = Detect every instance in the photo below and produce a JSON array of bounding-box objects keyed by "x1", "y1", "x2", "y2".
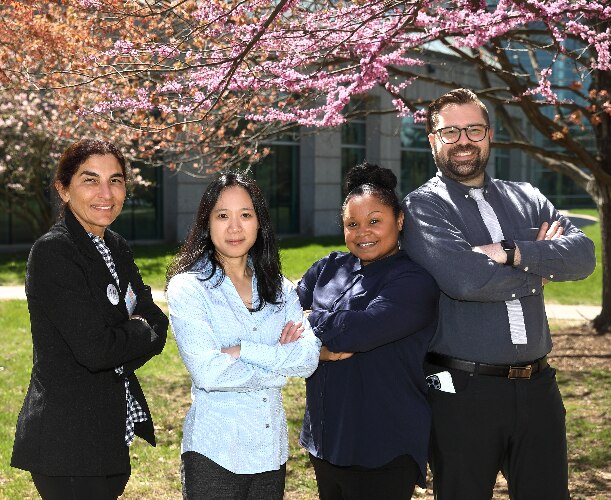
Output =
[{"x1": 167, "y1": 259, "x2": 321, "y2": 474}]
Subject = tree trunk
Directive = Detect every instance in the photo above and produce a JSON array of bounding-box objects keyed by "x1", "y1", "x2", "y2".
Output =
[
  {"x1": 592, "y1": 185, "x2": 611, "y2": 333},
  {"x1": 591, "y1": 65, "x2": 611, "y2": 334}
]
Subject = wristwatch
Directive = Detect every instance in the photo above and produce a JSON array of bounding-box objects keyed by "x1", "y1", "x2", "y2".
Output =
[{"x1": 501, "y1": 239, "x2": 516, "y2": 266}]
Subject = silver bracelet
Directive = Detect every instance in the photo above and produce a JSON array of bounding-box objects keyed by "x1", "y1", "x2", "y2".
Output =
[{"x1": 131, "y1": 316, "x2": 150, "y2": 328}]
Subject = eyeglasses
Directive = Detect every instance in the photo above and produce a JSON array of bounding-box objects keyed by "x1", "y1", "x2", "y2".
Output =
[{"x1": 434, "y1": 125, "x2": 489, "y2": 144}]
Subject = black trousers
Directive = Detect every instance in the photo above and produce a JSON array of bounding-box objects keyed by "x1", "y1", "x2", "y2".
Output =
[
  {"x1": 31, "y1": 471, "x2": 130, "y2": 500},
  {"x1": 425, "y1": 362, "x2": 570, "y2": 500},
  {"x1": 181, "y1": 451, "x2": 285, "y2": 500},
  {"x1": 309, "y1": 453, "x2": 420, "y2": 500}
]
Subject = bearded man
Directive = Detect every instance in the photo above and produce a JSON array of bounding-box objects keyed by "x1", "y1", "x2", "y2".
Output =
[{"x1": 401, "y1": 88, "x2": 595, "y2": 500}]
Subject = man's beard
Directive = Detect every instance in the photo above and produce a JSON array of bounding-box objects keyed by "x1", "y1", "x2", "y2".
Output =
[{"x1": 433, "y1": 143, "x2": 490, "y2": 183}]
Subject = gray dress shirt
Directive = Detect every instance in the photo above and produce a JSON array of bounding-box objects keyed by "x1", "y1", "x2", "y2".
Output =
[{"x1": 402, "y1": 173, "x2": 596, "y2": 364}]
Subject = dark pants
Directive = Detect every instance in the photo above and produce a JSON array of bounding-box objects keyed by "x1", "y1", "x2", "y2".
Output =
[
  {"x1": 425, "y1": 362, "x2": 569, "y2": 500},
  {"x1": 181, "y1": 451, "x2": 285, "y2": 500},
  {"x1": 31, "y1": 471, "x2": 130, "y2": 500},
  {"x1": 309, "y1": 453, "x2": 420, "y2": 500}
]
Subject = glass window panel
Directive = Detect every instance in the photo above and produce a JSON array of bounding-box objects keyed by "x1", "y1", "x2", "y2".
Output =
[
  {"x1": 0, "y1": 199, "x2": 48, "y2": 244},
  {"x1": 531, "y1": 165, "x2": 592, "y2": 208},
  {"x1": 341, "y1": 122, "x2": 366, "y2": 145},
  {"x1": 9, "y1": 211, "x2": 37, "y2": 243},
  {"x1": 0, "y1": 210, "x2": 9, "y2": 244},
  {"x1": 341, "y1": 147, "x2": 367, "y2": 193},
  {"x1": 110, "y1": 164, "x2": 162, "y2": 240},
  {"x1": 252, "y1": 144, "x2": 300, "y2": 234},
  {"x1": 400, "y1": 116, "x2": 429, "y2": 149},
  {"x1": 400, "y1": 151, "x2": 436, "y2": 198}
]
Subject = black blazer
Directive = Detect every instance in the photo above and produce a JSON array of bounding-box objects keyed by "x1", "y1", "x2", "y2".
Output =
[{"x1": 11, "y1": 207, "x2": 168, "y2": 476}]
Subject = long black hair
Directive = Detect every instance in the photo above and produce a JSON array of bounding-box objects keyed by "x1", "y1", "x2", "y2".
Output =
[
  {"x1": 342, "y1": 162, "x2": 402, "y2": 219},
  {"x1": 166, "y1": 172, "x2": 282, "y2": 310}
]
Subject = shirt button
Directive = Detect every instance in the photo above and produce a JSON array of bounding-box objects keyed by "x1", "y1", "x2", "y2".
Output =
[
  {"x1": 263, "y1": 398, "x2": 267, "y2": 402},
  {"x1": 524, "y1": 266, "x2": 529, "y2": 272},
  {"x1": 531, "y1": 289, "x2": 536, "y2": 293},
  {"x1": 265, "y1": 424, "x2": 270, "y2": 428},
  {"x1": 253, "y1": 327, "x2": 257, "y2": 331},
  {"x1": 549, "y1": 274, "x2": 554, "y2": 278},
  {"x1": 511, "y1": 293, "x2": 516, "y2": 298}
]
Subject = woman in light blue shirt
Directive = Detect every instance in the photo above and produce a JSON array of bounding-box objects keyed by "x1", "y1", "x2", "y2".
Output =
[{"x1": 166, "y1": 172, "x2": 320, "y2": 499}]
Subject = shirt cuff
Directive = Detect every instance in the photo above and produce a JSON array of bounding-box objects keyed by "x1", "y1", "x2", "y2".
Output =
[{"x1": 514, "y1": 240, "x2": 541, "y2": 275}]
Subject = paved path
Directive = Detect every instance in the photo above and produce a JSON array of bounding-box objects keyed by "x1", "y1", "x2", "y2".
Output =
[{"x1": 0, "y1": 285, "x2": 601, "y2": 321}]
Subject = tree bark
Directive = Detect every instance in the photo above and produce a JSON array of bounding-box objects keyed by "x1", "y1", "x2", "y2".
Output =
[
  {"x1": 592, "y1": 183, "x2": 611, "y2": 333},
  {"x1": 590, "y1": 65, "x2": 611, "y2": 333}
]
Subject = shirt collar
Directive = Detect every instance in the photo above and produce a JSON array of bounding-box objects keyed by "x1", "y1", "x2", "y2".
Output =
[
  {"x1": 350, "y1": 250, "x2": 405, "y2": 276},
  {"x1": 436, "y1": 171, "x2": 492, "y2": 199},
  {"x1": 195, "y1": 255, "x2": 255, "y2": 279}
]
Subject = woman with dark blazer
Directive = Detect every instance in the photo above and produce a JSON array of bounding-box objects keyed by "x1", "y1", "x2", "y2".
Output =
[{"x1": 11, "y1": 139, "x2": 168, "y2": 500}]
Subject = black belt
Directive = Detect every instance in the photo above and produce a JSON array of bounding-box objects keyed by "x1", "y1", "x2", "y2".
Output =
[{"x1": 426, "y1": 353, "x2": 548, "y2": 379}]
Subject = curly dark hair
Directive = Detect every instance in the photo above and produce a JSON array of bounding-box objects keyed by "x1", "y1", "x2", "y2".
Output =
[
  {"x1": 342, "y1": 162, "x2": 402, "y2": 219},
  {"x1": 166, "y1": 172, "x2": 282, "y2": 310}
]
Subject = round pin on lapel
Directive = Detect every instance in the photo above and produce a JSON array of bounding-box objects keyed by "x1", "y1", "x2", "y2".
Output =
[{"x1": 107, "y1": 284, "x2": 119, "y2": 305}]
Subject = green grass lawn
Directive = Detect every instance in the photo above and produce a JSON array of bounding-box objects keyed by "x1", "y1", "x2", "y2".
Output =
[
  {"x1": 0, "y1": 251, "x2": 28, "y2": 287},
  {"x1": 1, "y1": 302, "x2": 608, "y2": 499},
  {"x1": 543, "y1": 209, "x2": 602, "y2": 305},
  {"x1": 0, "y1": 210, "x2": 601, "y2": 305},
  {"x1": 0, "y1": 236, "x2": 347, "y2": 289}
]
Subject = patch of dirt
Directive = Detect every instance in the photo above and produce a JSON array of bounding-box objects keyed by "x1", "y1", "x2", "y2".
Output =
[{"x1": 548, "y1": 322, "x2": 611, "y2": 372}]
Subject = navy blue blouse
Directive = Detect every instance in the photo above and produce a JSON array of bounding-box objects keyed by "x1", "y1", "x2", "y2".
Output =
[{"x1": 297, "y1": 250, "x2": 439, "y2": 485}]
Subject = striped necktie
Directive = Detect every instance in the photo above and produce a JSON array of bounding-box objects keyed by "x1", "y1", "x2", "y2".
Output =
[{"x1": 469, "y1": 187, "x2": 527, "y2": 345}]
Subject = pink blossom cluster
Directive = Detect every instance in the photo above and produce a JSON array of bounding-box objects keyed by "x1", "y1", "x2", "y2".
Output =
[
  {"x1": 80, "y1": 0, "x2": 611, "y2": 127},
  {"x1": 523, "y1": 68, "x2": 559, "y2": 104},
  {"x1": 77, "y1": 0, "x2": 102, "y2": 9}
]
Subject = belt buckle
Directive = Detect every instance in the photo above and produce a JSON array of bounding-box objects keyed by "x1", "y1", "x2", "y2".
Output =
[{"x1": 508, "y1": 365, "x2": 532, "y2": 379}]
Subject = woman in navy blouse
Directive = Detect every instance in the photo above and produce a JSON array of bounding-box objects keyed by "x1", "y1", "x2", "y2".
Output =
[
  {"x1": 297, "y1": 163, "x2": 439, "y2": 499},
  {"x1": 166, "y1": 172, "x2": 320, "y2": 499}
]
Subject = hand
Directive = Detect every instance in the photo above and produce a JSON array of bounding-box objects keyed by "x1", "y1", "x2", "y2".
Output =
[
  {"x1": 536, "y1": 221, "x2": 564, "y2": 241},
  {"x1": 221, "y1": 345, "x2": 241, "y2": 359},
  {"x1": 279, "y1": 321, "x2": 304, "y2": 345},
  {"x1": 319, "y1": 346, "x2": 354, "y2": 361}
]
